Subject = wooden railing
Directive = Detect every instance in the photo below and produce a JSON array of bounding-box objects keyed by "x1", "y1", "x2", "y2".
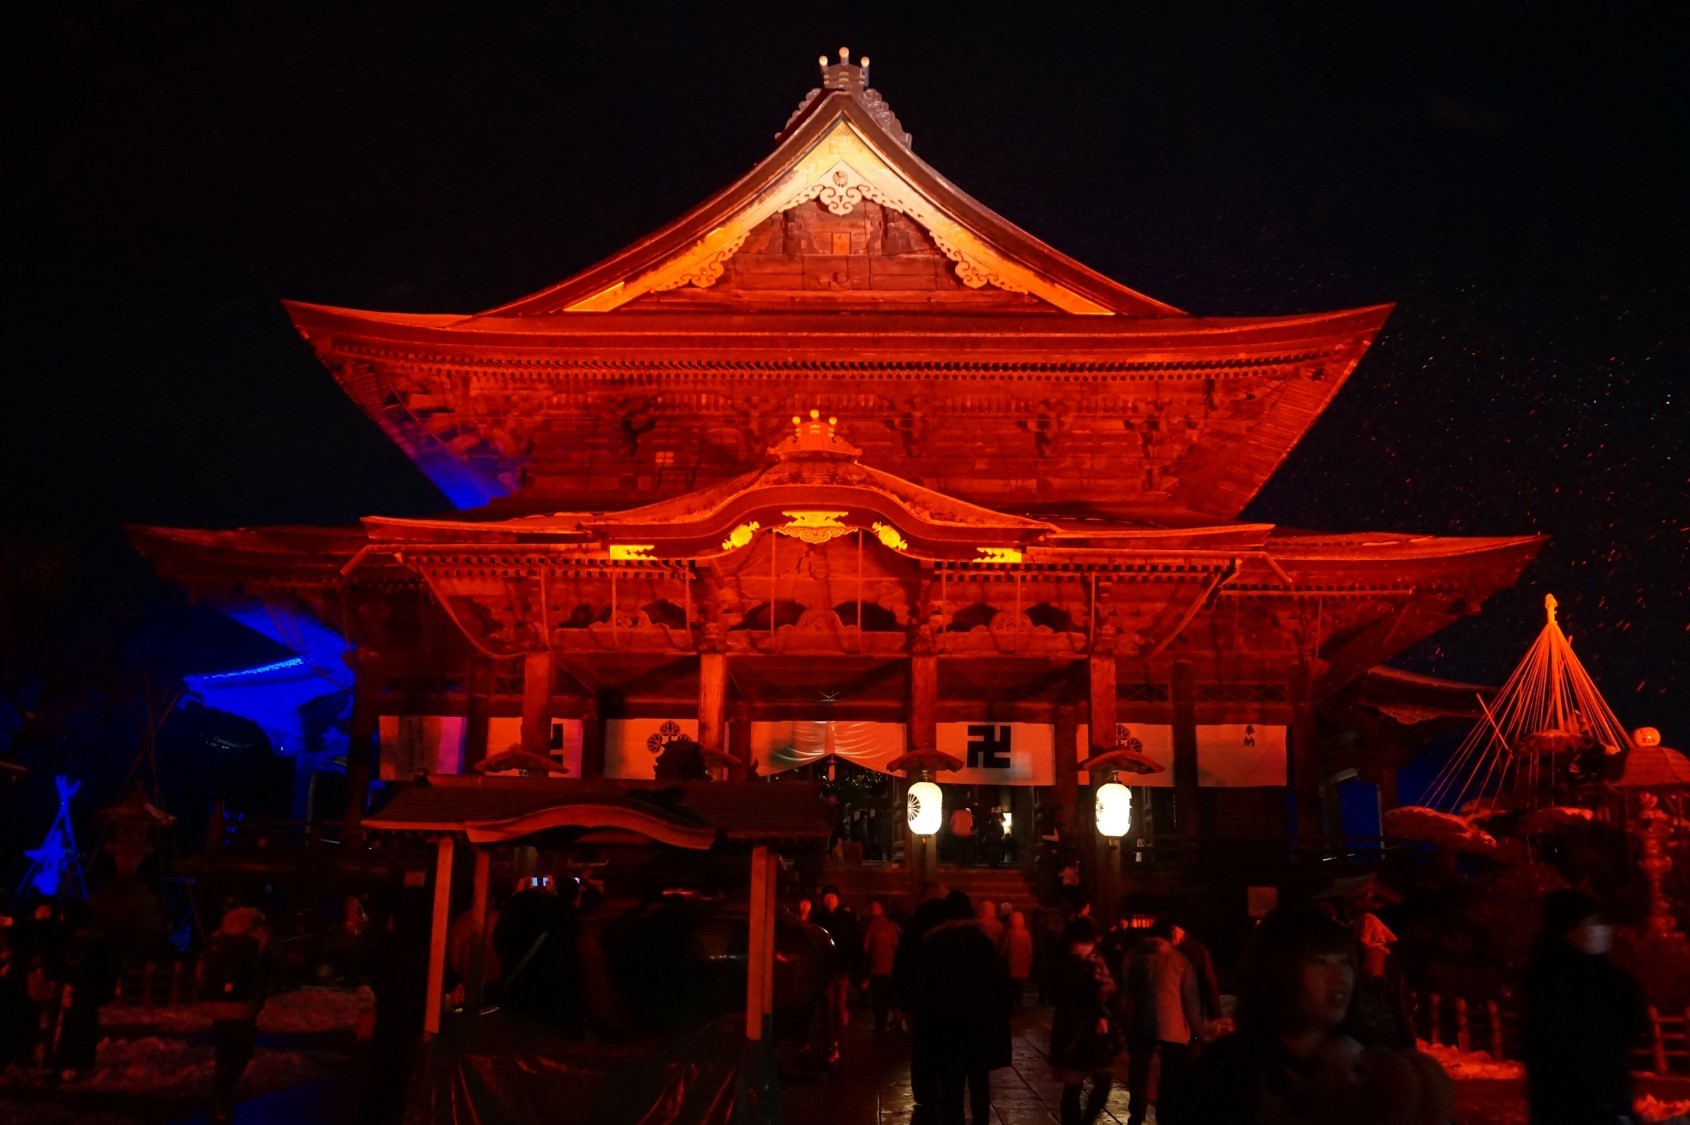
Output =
[{"x1": 1416, "y1": 990, "x2": 1690, "y2": 1076}]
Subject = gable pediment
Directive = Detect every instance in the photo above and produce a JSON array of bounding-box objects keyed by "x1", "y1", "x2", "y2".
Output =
[{"x1": 484, "y1": 95, "x2": 1182, "y2": 318}]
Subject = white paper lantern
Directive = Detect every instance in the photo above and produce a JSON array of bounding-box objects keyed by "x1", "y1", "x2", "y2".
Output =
[
  {"x1": 1094, "y1": 782, "x2": 1133, "y2": 838},
  {"x1": 907, "y1": 780, "x2": 943, "y2": 836}
]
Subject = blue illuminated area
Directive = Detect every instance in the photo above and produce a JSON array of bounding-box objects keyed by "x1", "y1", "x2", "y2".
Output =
[
  {"x1": 188, "y1": 601, "x2": 354, "y2": 761},
  {"x1": 418, "y1": 453, "x2": 508, "y2": 510}
]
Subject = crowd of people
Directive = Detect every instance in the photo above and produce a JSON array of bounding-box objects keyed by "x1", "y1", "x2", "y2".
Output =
[
  {"x1": 0, "y1": 870, "x2": 1657, "y2": 1125},
  {"x1": 0, "y1": 899, "x2": 119, "y2": 1083},
  {"x1": 781, "y1": 882, "x2": 1651, "y2": 1125}
]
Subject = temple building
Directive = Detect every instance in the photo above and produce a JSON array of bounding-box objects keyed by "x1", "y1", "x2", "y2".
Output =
[{"x1": 133, "y1": 53, "x2": 1541, "y2": 865}]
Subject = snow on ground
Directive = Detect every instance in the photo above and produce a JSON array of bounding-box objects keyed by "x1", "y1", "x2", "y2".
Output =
[
  {"x1": 1417, "y1": 1039, "x2": 1525, "y2": 1080},
  {"x1": 101, "y1": 986, "x2": 374, "y2": 1036},
  {"x1": 1636, "y1": 1094, "x2": 1690, "y2": 1124}
]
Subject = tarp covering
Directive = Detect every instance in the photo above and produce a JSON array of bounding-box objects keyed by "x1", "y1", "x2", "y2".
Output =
[{"x1": 406, "y1": 1010, "x2": 777, "y2": 1125}]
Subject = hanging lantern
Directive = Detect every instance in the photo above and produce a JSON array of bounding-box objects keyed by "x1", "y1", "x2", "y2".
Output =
[
  {"x1": 1095, "y1": 782, "x2": 1133, "y2": 838},
  {"x1": 907, "y1": 780, "x2": 943, "y2": 836}
]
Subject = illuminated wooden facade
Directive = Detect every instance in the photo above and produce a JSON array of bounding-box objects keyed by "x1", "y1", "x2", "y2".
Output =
[{"x1": 133, "y1": 54, "x2": 1541, "y2": 844}]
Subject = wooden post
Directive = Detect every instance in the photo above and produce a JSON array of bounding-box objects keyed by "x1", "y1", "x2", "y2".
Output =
[
  {"x1": 1289, "y1": 661, "x2": 1322, "y2": 843},
  {"x1": 699, "y1": 651, "x2": 727, "y2": 758},
  {"x1": 347, "y1": 656, "x2": 379, "y2": 825},
  {"x1": 1427, "y1": 993, "x2": 1441, "y2": 1046},
  {"x1": 762, "y1": 848, "x2": 776, "y2": 1031},
  {"x1": 1171, "y1": 661, "x2": 1201, "y2": 837},
  {"x1": 1455, "y1": 996, "x2": 1470, "y2": 1052},
  {"x1": 729, "y1": 702, "x2": 753, "y2": 770},
  {"x1": 141, "y1": 962, "x2": 157, "y2": 1008},
  {"x1": 521, "y1": 650, "x2": 555, "y2": 757},
  {"x1": 1088, "y1": 652, "x2": 1117, "y2": 759},
  {"x1": 580, "y1": 696, "x2": 606, "y2": 778},
  {"x1": 746, "y1": 844, "x2": 768, "y2": 1040},
  {"x1": 465, "y1": 846, "x2": 492, "y2": 1009},
  {"x1": 909, "y1": 653, "x2": 938, "y2": 754},
  {"x1": 464, "y1": 657, "x2": 493, "y2": 771},
  {"x1": 425, "y1": 835, "x2": 456, "y2": 1036},
  {"x1": 1053, "y1": 705, "x2": 1079, "y2": 839},
  {"x1": 170, "y1": 961, "x2": 184, "y2": 1005},
  {"x1": 1487, "y1": 1000, "x2": 1504, "y2": 1060},
  {"x1": 1649, "y1": 1005, "x2": 1667, "y2": 1075}
]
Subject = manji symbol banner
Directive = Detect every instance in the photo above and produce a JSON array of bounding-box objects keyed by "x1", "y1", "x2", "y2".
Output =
[
  {"x1": 1195, "y1": 724, "x2": 1287, "y2": 787},
  {"x1": 749, "y1": 721, "x2": 1056, "y2": 785}
]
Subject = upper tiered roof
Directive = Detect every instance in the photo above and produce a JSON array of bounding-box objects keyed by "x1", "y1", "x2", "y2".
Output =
[{"x1": 283, "y1": 51, "x2": 1391, "y2": 519}]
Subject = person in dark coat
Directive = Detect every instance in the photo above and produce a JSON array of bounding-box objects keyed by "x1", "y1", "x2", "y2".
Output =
[
  {"x1": 492, "y1": 876, "x2": 584, "y2": 1034},
  {"x1": 1175, "y1": 906, "x2": 1450, "y2": 1125},
  {"x1": 1523, "y1": 889, "x2": 1647, "y2": 1125},
  {"x1": 1047, "y1": 919, "x2": 1123, "y2": 1125},
  {"x1": 361, "y1": 888, "x2": 432, "y2": 1125},
  {"x1": 1123, "y1": 919, "x2": 1204, "y2": 1125},
  {"x1": 1169, "y1": 919, "x2": 1223, "y2": 1024},
  {"x1": 811, "y1": 885, "x2": 861, "y2": 1061},
  {"x1": 917, "y1": 891, "x2": 1012, "y2": 1125},
  {"x1": 894, "y1": 880, "x2": 951, "y2": 1123}
]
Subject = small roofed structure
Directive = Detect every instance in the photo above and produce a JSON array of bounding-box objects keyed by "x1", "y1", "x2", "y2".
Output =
[
  {"x1": 1613, "y1": 728, "x2": 1690, "y2": 791},
  {"x1": 363, "y1": 775, "x2": 832, "y2": 1062}
]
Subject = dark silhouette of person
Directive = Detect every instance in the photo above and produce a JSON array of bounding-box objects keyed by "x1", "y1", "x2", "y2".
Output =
[
  {"x1": 917, "y1": 891, "x2": 1011, "y2": 1125},
  {"x1": 1048, "y1": 918, "x2": 1123, "y2": 1125},
  {"x1": 361, "y1": 887, "x2": 432, "y2": 1125},
  {"x1": 1523, "y1": 889, "x2": 1646, "y2": 1125},
  {"x1": 893, "y1": 881, "x2": 951, "y2": 1122}
]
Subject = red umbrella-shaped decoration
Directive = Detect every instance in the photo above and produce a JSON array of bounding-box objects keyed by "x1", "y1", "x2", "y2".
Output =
[
  {"x1": 884, "y1": 748, "x2": 963, "y2": 776},
  {"x1": 1079, "y1": 747, "x2": 1168, "y2": 776},
  {"x1": 1517, "y1": 728, "x2": 1598, "y2": 759},
  {"x1": 476, "y1": 748, "x2": 570, "y2": 776},
  {"x1": 1383, "y1": 805, "x2": 1498, "y2": 852}
]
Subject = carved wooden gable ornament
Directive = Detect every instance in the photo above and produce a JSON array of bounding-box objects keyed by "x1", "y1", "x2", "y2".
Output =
[{"x1": 492, "y1": 51, "x2": 1178, "y2": 317}]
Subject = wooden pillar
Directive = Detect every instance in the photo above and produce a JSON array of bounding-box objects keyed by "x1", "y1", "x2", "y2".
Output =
[
  {"x1": 729, "y1": 702, "x2": 753, "y2": 769},
  {"x1": 346, "y1": 655, "x2": 379, "y2": 825},
  {"x1": 909, "y1": 652, "x2": 938, "y2": 753},
  {"x1": 425, "y1": 835, "x2": 456, "y2": 1036},
  {"x1": 1088, "y1": 653, "x2": 1117, "y2": 758},
  {"x1": 465, "y1": 846, "x2": 492, "y2": 1009},
  {"x1": 463, "y1": 658, "x2": 494, "y2": 771},
  {"x1": 1374, "y1": 765, "x2": 1400, "y2": 811},
  {"x1": 1290, "y1": 662, "x2": 1322, "y2": 843},
  {"x1": 746, "y1": 844, "x2": 768, "y2": 1040},
  {"x1": 699, "y1": 651, "x2": 728, "y2": 756},
  {"x1": 1053, "y1": 704, "x2": 1079, "y2": 838},
  {"x1": 580, "y1": 695, "x2": 606, "y2": 778},
  {"x1": 521, "y1": 650, "x2": 555, "y2": 757},
  {"x1": 1172, "y1": 661, "x2": 1201, "y2": 837},
  {"x1": 762, "y1": 847, "x2": 776, "y2": 1028}
]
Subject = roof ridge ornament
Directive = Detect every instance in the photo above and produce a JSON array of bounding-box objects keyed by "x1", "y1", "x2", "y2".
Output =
[
  {"x1": 769, "y1": 409, "x2": 863, "y2": 460},
  {"x1": 777, "y1": 47, "x2": 912, "y2": 148}
]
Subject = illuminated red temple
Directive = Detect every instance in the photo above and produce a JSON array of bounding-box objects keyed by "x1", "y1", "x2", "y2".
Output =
[{"x1": 133, "y1": 53, "x2": 1541, "y2": 867}]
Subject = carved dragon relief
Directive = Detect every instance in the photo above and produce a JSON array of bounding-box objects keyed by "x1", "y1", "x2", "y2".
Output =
[{"x1": 562, "y1": 121, "x2": 1108, "y2": 314}]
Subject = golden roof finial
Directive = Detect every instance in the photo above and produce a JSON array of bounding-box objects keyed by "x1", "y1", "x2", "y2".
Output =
[
  {"x1": 769, "y1": 408, "x2": 862, "y2": 460},
  {"x1": 1545, "y1": 592, "x2": 1558, "y2": 626},
  {"x1": 818, "y1": 47, "x2": 870, "y2": 95}
]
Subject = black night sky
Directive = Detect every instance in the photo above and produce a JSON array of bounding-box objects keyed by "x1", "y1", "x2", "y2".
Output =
[{"x1": 4, "y1": 5, "x2": 1685, "y2": 830}]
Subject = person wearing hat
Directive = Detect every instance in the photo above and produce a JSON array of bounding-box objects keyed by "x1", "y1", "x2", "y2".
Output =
[
  {"x1": 1524, "y1": 889, "x2": 1646, "y2": 1125},
  {"x1": 198, "y1": 905, "x2": 271, "y2": 1123}
]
